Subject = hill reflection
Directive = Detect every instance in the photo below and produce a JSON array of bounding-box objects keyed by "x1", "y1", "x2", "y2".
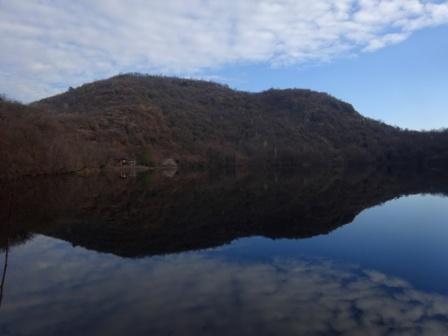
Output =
[{"x1": 1, "y1": 167, "x2": 448, "y2": 257}]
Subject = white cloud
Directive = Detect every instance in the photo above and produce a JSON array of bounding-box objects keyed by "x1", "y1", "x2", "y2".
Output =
[{"x1": 1, "y1": 0, "x2": 448, "y2": 102}]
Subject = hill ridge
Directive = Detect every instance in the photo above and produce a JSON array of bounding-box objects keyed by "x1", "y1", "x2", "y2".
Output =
[{"x1": 1, "y1": 73, "x2": 447, "y2": 177}]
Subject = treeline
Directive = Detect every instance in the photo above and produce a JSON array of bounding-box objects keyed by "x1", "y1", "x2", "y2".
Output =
[{"x1": 1, "y1": 73, "x2": 448, "y2": 178}]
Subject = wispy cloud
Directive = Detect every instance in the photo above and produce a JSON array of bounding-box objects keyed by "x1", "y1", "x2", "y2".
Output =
[{"x1": 1, "y1": 0, "x2": 448, "y2": 102}]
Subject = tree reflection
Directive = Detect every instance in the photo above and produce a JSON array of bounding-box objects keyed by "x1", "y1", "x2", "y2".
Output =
[{"x1": 1, "y1": 167, "x2": 448, "y2": 257}]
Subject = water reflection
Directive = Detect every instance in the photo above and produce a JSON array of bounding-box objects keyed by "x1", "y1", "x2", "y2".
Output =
[
  {"x1": 0, "y1": 168, "x2": 448, "y2": 335},
  {"x1": 1, "y1": 167, "x2": 448, "y2": 257},
  {"x1": 0, "y1": 236, "x2": 448, "y2": 336}
]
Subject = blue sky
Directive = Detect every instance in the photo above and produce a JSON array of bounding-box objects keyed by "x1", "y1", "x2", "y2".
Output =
[
  {"x1": 210, "y1": 25, "x2": 448, "y2": 130},
  {"x1": 1, "y1": 0, "x2": 447, "y2": 130}
]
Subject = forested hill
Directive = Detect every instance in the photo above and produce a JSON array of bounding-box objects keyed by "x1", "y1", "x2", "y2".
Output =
[{"x1": 1, "y1": 73, "x2": 447, "y2": 177}]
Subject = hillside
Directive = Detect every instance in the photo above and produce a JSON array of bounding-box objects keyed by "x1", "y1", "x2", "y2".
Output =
[{"x1": 1, "y1": 73, "x2": 448, "y2": 177}]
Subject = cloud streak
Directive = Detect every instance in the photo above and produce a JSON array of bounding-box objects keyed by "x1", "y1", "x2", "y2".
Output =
[{"x1": 1, "y1": 0, "x2": 448, "y2": 101}]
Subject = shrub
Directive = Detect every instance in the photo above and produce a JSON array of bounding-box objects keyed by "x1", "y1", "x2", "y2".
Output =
[{"x1": 136, "y1": 148, "x2": 154, "y2": 166}]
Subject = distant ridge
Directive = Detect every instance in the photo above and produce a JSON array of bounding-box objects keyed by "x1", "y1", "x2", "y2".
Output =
[{"x1": 1, "y1": 73, "x2": 448, "y2": 177}]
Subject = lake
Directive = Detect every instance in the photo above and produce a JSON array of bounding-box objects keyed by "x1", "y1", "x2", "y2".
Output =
[{"x1": 1, "y1": 168, "x2": 448, "y2": 335}]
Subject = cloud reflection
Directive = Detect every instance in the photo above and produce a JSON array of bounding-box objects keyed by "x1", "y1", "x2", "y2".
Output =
[{"x1": 1, "y1": 236, "x2": 448, "y2": 335}]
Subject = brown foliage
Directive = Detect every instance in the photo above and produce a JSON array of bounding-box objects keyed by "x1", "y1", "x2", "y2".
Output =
[{"x1": 1, "y1": 74, "x2": 447, "y2": 177}]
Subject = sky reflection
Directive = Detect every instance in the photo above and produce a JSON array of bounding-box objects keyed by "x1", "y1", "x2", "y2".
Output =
[{"x1": 1, "y1": 232, "x2": 448, "y2": 336}]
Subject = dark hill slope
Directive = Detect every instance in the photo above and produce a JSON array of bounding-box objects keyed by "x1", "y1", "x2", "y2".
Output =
[
  {"x1": 0, "y1": 100, "x2": 97, "y2": 177},
  {"x1": 34, "y1": 74, "x2": 398, "y2": 167},
  {"x1": 1, "y1": 74, "x2": 447, "y2": 177}
]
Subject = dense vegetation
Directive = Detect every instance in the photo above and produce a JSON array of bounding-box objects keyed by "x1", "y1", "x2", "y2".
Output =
[{"x1": 1, "y1": 73, "x2": 448, "y2": 177}]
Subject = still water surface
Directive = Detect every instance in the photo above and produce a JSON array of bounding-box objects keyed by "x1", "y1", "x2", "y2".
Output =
[{"x1": 1, "y1": 171, "x2": 448, "y2": 335}]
